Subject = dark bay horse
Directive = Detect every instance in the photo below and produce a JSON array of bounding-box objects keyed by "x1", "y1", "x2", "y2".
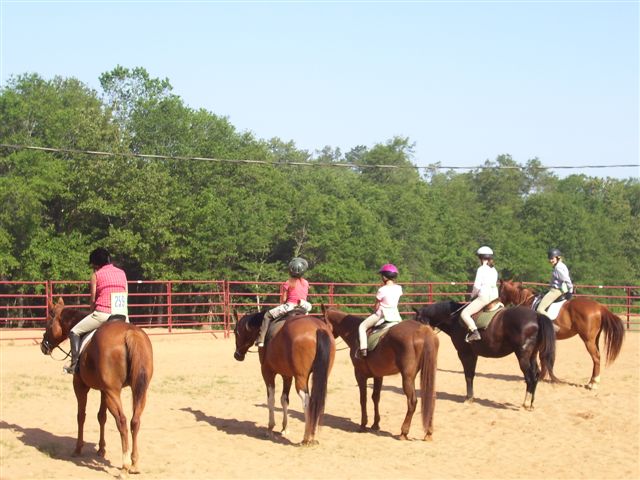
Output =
[
  {"x1": 499, "y1": 280, "x2": 625, "y2": 389},
  {"x1": 233, "y1": 310, "x2": 335, "y2": 445},
  {"x1": 39, "y1": 298, "x2": 153, "y2": 475},
  {"x1": 321, "y1": 306, "x2": 438, "y2": 440},
  {"x1": 415, "y1": 301, "x2": 555, "y2": 410}
]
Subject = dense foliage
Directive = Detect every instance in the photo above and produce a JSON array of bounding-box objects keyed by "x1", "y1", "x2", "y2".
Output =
[{"x1": 1, "y1": 68, "x2": 638, "y2": 286}]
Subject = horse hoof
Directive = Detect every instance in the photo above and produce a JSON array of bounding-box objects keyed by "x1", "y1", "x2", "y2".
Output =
[
  {"x1": 371, "y1": 424, "x2": 380, "y2": 431},
  {"x1": 464, "y1": 397, "x2": 474, "y2": 405},
  {"x1": 586, "y1": 383, "x2": 598, "y2": 390},
  {"x1": 97, "y1": 448, "x2": 106, "y2": 457},
  {"x1": 398, "y1": 434, "x2": 409, "y2": 441},
  {"x1": 423, "y1": 434, "x2": 433, "y2": 442},
  {"x1": 300, "y1": 439, "x2": 318, "y2": 447},
  {"x1": 280, "y1": 429, "x2": 288, "y2": 437},
  {"x1": 359, "y1": 425, "x2": 367, "y2": 433},
  {"x1": 129, "y1": 464, "x2": 140, "y2": 475}
]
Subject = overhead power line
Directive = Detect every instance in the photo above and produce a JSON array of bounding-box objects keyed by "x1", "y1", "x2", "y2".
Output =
[{"x1": 1, "y1": 144, "x2": 638, "y2": 172}]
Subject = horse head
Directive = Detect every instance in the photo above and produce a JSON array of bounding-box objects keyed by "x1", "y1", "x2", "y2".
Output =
[
  {"x1": 499, "y1": 280, "x2": 534, "y2": 306},
  {"x1": 233, "y1": 310, "x2": 264, "y2": 361},
  {"x1": 40, "y1": 297, "x2": 68, "y2": 355},
  {"x1": 414, "y1": 301, "x2": 461, "y2": 330}
]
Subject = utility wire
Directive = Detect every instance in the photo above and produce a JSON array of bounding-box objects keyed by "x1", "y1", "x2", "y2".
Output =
[{"x1": 1, "y1": 144, "x2": 638, "y2": 172}]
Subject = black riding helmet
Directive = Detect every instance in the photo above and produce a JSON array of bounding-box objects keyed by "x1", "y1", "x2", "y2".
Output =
[
  {"x1": 89, "y1": 247, "x2": 111, "y2": 267},
  {"x1": 288, "y1": 257, "x2": 308, "y2": 278},
  {"x1": 547, "y1": 248, "x2": 562, "y2": 260}
]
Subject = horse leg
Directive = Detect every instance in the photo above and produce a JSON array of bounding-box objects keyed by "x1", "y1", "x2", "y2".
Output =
[
  {"x1": 459, "y1": 353, "x2": 478, "y2": 403},
  {"x1": 356, "y1": 372, "x2": 368, "y2": 432},
  {"x1": 280, "y1": 376, "x2": 292, "y2": 437},
  {"x1": 583, "y1": 337, "x2": 601, "y2": 390},
  {"x1": 399, "y1": 373, "x2": 417, "y2": 441},
  {"x1": 518, "y1": 351, "x2": 539, "y2": 411},
  {"x1": 72, "y1": 377, "x2": 89, "y2": 456},
  {"x1": 103, "y1": 390, "x2": 131, "y2": 474},
  {"x1": 129, "y1": 384, "x2": 149, "y2": 473},
  {"x1": 97, "y1": 392, "x2": 108, "y2": 457},
  {"x1": 296, "y1": 377, "x2": 314, "y2": 445},
  {"x1": 263, "y1": 371, "x2": 277, "y2": 438},
  {"x1": 371, "y1": 377, "x2": 382, "y2": 431}
]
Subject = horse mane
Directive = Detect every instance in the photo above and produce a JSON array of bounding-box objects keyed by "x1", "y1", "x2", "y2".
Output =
[
  {"x1": 502, "y1": 280, "x2": 537, "y2": 305},
  {"x1": 243, "y1": 310, "x2": 266, "y2": 329},
  {"x1": 422, "y1": 300, "x2": 462, "y2": 318}
]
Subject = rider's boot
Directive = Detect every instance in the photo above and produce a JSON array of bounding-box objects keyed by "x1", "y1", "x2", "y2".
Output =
[
  {"x1": 63, "y1": 332, "x2": 81, "y2": 374},
  {"x1": 465, "y1": 329, "x2": 481, "y2": 343},
  {"x1": 255, "y1": 312, "x2": 272, "y2": 347}
]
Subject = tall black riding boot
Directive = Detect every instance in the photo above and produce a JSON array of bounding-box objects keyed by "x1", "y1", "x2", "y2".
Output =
[{"x1": 64, "y1": 332, "x2": 81, "y2": 374}]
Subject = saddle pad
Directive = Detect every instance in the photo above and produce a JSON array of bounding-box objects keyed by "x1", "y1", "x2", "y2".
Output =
[
  {"x1": 265, "y1": 309, "x2": 305, "y2": 344},
  {"x1": 467, "y1": 307, "x2": 503, "y2": 330},
  {"x1": 367, "y1": 321, "x2": 399, "y2": 351},
  {"x1": 79, "y1": 330, "x2": 97, "y2": 355},
  {"x1": 531, "y1": 297, "x2": 565, "y2": 320}
]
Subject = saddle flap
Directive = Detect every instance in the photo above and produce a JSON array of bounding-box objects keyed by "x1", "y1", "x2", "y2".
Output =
[
  {"x1": 469, "y1": 306, "x2": 504, "y2": 330},
  {"x1": 367, "y1": 321, "x2": 399, "y2": 351}
]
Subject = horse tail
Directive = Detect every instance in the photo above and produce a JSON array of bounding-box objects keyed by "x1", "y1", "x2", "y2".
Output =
[
  {"x1": 598, "y1": 306, "x2": 625, "y2": 365},
  {"x1": 419, "y1": 328, "x2": 439, "y2": 440},
  {"x1": 308, "y1": 329, "x2": 332, "y2": 437},
  {"x1": 536, "y1": 313, "x2": 557, "y2": 381},
  {"x1": 125, "y1": 327, "x2": 154, "y2": 415}
]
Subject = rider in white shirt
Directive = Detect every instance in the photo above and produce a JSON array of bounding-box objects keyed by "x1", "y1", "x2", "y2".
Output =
[{"x1": 460, "y1": 246, "x2": 499, "y2": 343}]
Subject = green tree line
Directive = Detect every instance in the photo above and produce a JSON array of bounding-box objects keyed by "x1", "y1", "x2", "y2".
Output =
[{"x1": 1, "y1": 67, "x2": 638, "y2": 286}]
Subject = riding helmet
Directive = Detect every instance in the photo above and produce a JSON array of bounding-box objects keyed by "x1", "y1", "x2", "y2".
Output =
[
  {"x1": 548, "y1": 248, "x2": 562, "y2": 259},
  {"x1": 379, "y1": 263, "x2": 399, "y2": 279},
  {"x1": 288, "y1": 257, "x2": 308, "y2": 277},
  {"x1": 476, "y1": 246, "x2": 494, "y2": 258}
]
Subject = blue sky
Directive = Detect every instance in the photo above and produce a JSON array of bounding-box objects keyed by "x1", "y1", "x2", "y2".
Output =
[{"x1": 1, "y1": 1, "x2": 639, "y2": 179}]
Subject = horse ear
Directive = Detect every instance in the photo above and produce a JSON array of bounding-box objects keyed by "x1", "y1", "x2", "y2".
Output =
[{"x1": 56, "y1": 297, "x2": 64, "y2": 306}]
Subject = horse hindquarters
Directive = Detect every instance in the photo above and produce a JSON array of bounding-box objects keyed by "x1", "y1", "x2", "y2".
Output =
[
  {"x1": 419, "y1": 332, "x2": 439, "y2": 440},
  {"x1": 304, "y1": 329, "x2": 333, "y2": 444}
]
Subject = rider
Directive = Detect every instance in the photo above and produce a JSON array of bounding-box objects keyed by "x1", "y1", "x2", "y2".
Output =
[
  {"x1": 64, "y1": 247, "x2": 128, "y2": 374},
  {"x1": 357, "y1": 264, "x2": 403, "y2": 359},
  {"x1": 255, "y1": 257, "x2": 312, "y2": 348},
  {"x1": 537, "y1": 248, "x2": 573, "y2": 322},
  {"x1": 460, "y1": 246, "x2": 499, "y2": 343}
]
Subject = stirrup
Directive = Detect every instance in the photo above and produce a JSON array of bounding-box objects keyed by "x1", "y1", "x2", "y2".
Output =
[
  {"x1": 63, "y1": 363, "x2": 77, "y2": 374},
  {"x1": 356, "y1": 349, "x2": 367, "y2": 359},
  {"x1": 465, "y1": 330, "x2": 481, "y2": 343}
]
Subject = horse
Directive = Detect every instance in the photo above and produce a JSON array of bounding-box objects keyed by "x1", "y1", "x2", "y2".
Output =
[
  {"x1": 499, "y1": 279, "x2": 625, "y2": 389},
  {"x1": 415, "y1": 301, "x2": 556, "y2": 410},
  {"x1": 39, "y1": 297, "x2": 153, "y2": 475},
  {"x1": 233, "y1": 309, "x2": 335, "y2": 445},
  {"x1": 321, "y1": 306, "x2": 438, "y2": 440}
]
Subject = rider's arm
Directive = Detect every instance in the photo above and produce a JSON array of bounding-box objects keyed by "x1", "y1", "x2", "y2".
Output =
[{"x1": 89, "y1": 271, "x2": 98, "y2": 311}]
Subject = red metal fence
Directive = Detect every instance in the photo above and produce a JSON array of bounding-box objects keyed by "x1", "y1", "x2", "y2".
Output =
[{"x1": 1, "y1": 280, "x2": 638, "y2": 341}]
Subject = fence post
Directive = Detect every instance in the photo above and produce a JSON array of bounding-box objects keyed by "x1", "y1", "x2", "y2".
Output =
[
  {"x1": 627, "y1": 286, "x2": 631, "y2": 330},
  {"x1": 428, "y1": 283, "x2": 433, "y2": 304},
  {"x1": 329, "y1": 284, "x2": 334, "y2": 307},
  {"x1": 224, "y1": 280, "x2": 230, "y2": 339},
  {"x1": 167, "y1": 281, "x2": 173, "y2": 334}
]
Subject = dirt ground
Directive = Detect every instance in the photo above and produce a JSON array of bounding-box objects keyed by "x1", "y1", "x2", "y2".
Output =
[{"x1": 1, "y1": 328, "x2": 638, "y2": 480}]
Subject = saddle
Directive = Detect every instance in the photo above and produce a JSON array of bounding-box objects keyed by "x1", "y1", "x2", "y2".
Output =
[
  {"x1": 531, "y1": 295, "x2": 569, "y2": 321},
  {"x1": 264, "y1": 307, "x2": 308, "y2": 345},
  {"x1": 366, "y1": 320, "x2": 400, "y2": 352},
  {"x1": 468, "y1": 300, "x2": 505, "y2": 330},
  {"x1": 78, "y1": 314, "x2": 128, "y2": 355}
]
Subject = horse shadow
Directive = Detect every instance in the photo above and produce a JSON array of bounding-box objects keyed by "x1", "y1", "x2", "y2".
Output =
[
  {"x1": 437, "y1": 367, "x2": 523, "y2": 383},
  {"x1": 281, "y1": 405, "x2": 397, "y2": 438},
  {"x1": 0, "y1": 420, "x2": 112, "y2": 473}
]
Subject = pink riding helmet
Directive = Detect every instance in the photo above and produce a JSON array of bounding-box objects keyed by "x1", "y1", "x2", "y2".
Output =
[{"x1": 379, "y1": 264, "x2": 399, "y2": 275}]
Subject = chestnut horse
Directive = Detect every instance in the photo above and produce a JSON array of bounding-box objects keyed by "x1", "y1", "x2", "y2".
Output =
[
  {"x1": 415, "y1": 301, "x2": 555, "y2": 410},
  {"x1": 40, "y1": 298, "x2": 153, "y2": 475},
  {"x1": 233, "y1": 310, "x2": 335, "y2": 445},
  {"x1": 321, "y1": 306, "x2": 438, "y2": 440},
  {"x1": 499, "y1": 280, "x2": 625, "y2": 389}
]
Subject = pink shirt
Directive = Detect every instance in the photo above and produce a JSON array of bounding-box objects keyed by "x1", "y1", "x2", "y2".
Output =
[
  {"x1": 284, "y1": 278, "x2": 309, "y2": 304},
  {"x1": 94, "y1": 264, "x2": 128, "y2": 313}
]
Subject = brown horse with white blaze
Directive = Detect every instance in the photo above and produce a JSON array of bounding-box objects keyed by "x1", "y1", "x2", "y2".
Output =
[
  {"x1": 322, "y1": 306, "x2": 438, "y2": 441},
  {"x1": 233, "y1": 310, "x2": 335, "y2": 445},
  {"x1": 499, "y1": 280, "x2": 625, "y2": 389},
  {"x1": 40, "y1": 298, "x2": 153, "y2": 475}
]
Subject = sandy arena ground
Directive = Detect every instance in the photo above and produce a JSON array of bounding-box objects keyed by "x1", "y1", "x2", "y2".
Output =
[{"x1": 1, "y1": 328, "x2": 638, "y2": 480}]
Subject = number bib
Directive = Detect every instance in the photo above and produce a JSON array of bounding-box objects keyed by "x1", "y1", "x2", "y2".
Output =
[{"x1": 111, "y1": 292, "x2": 129, "y2": 322}]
